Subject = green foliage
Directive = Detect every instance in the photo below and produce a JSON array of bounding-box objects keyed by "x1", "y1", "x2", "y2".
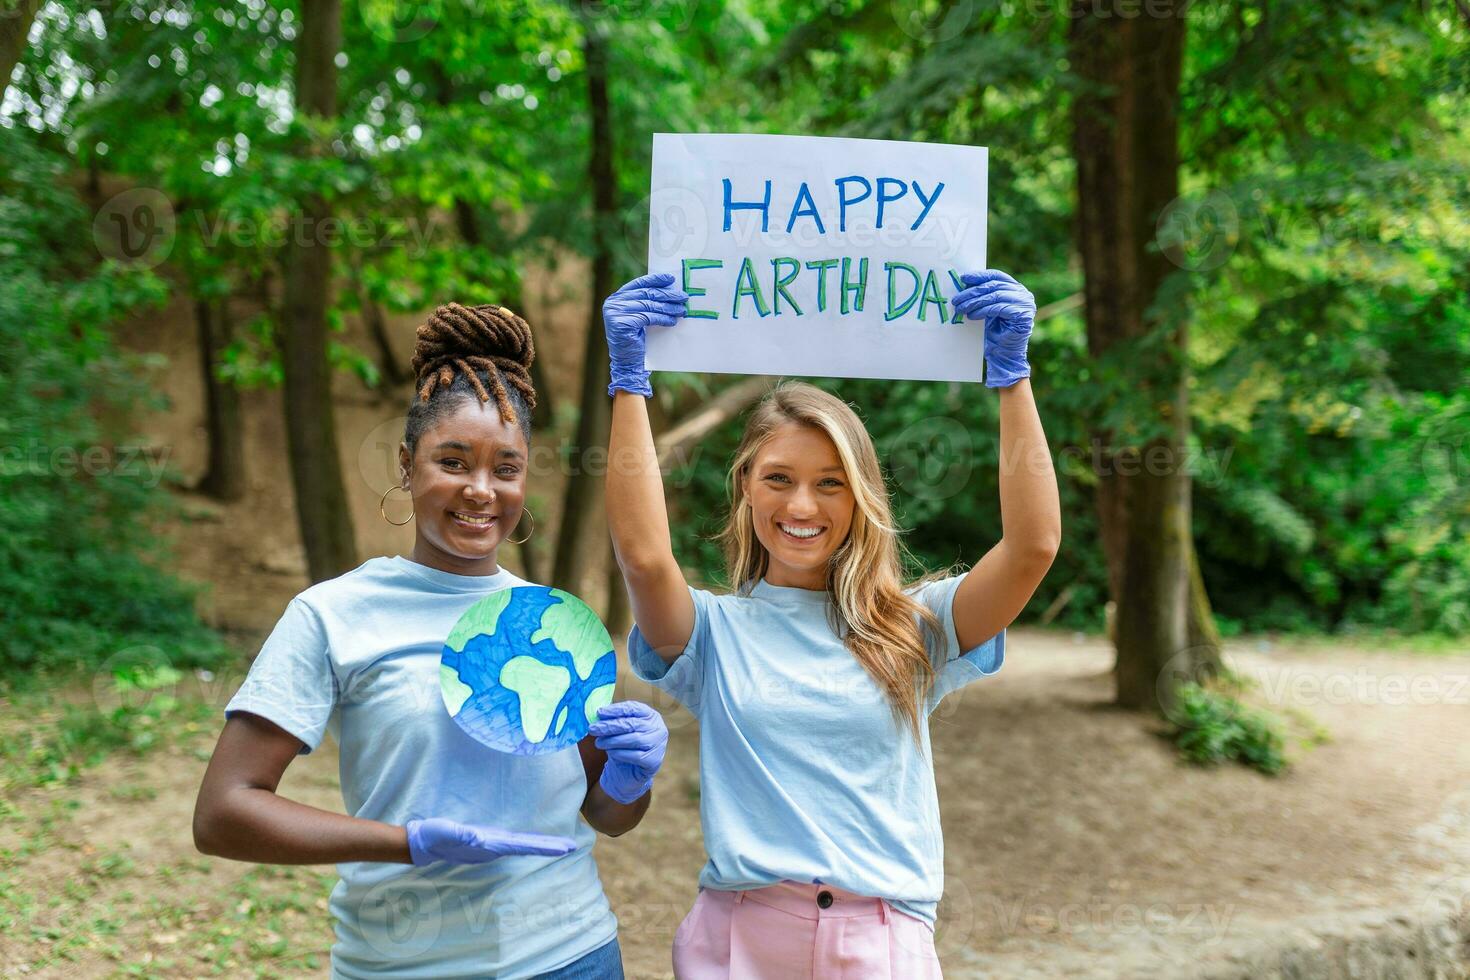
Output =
[
  {"x1": 1165, "y1": 1, "x2": 1470, "y2": 636},
  {"x1": 3, "y1": 0, "x2": 1465, "y2": 646},
  {"x1": 0, "y1": 131, "x2": 229, "y2": 681},
  {"x1": 668, "y1": 0, "x2": 1470, "y2": 639},
  {"x1": 0, "y1": 660, "x2": 212, "y2": 790},
  {"x1": 1168, "y1": 681, "x2": 1287, "y2": 775}
]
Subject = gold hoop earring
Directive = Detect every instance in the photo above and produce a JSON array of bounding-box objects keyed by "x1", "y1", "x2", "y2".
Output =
[
  {"x1": 380, "y1": 485, "x2": 414, "y2": 526},
  {"x1": 507, "y1": 507, "x2": 535, "y2": 545}
]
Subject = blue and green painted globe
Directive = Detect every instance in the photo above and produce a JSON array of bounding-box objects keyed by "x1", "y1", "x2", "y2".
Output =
[{"x1": 439, "y1": 586, "x2": 617, "y2": 755}]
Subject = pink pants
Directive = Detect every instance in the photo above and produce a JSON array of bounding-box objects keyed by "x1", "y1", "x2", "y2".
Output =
[{"x1": 671, "y1": 882, "x2": 943, "y2": 979}]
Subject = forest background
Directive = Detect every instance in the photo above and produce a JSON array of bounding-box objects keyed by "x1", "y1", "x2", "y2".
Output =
[{"x1": 2, "y1": 0, "x2": 1469, "y2": 975}]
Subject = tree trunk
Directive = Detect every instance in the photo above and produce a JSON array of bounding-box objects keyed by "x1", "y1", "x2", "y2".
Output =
[
  {"x1": 1187, "y1": 539, "x2": 1223, "y2": 665},
  {"x1": 346, "y1": 251, "x2": 410, "y2": 392},
  {"x1": 605, "y1": 545, "x2": 630, "y2": 640},
  {"x1": 433, "y1": 68, "x2": 554, "y2": 431},
  {"x1": 0, "y1": 0, "x2": 40, "y2": 99},
  {"x1": 1070, "y1": 0, "x2": 1206, "y2": 713},
  {"x1": 195, "y1": 296, "x2": 246, "y2": 501},
  {"x1": 551, "y1": 20, "x2": 617, "y2": 601},
  {"x1": 452, "y1": 198, "x2": 555, "y2": 430},
  {"x1": 282, "y1": 0, "x2": 356, "y2": 583}
]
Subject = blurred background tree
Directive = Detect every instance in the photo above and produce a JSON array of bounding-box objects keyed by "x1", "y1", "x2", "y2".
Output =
[{"x1": 1, "y1": 0, "x2": 1465, "y2": 702}]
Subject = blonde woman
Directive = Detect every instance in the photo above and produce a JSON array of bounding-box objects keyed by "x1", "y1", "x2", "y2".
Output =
[{"x1": 601, "y1": 270, "x2": 1061, "y2": 976}]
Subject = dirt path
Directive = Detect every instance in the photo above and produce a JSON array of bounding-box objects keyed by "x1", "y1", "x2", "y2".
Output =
[
  {"x1": 3, "y1": 630, "x2": 1467, "y2": 978},
  {"x1": 915, "y1": 637, "x2": 1470, "y2": 978}
]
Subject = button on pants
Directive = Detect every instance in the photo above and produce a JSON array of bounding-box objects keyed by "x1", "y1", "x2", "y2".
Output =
[{"x1": 671, "y1": 881, "x2": 943, "y2": 979}]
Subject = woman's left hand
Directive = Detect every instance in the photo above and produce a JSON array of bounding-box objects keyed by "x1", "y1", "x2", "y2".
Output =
[
  {"x1": 603, "y1": 273, "x2": 689, "y2": 398},
  {"x1": 588, "y1": 701, "x2": 668, "y2": 804},
  {"x1": 951, "y1": 269, "x2": 1036, "y2": 388}
]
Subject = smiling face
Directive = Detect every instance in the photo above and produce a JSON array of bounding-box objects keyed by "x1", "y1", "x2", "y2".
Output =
[
  {"x1": 397, "y1": 396, "x2": 529, "y2": 576},
  {"x1": 742, "y1": 422, "x2": 857, "y2": 590}
]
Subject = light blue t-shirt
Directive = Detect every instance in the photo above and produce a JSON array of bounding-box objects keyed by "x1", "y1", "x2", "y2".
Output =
[
  {"x1": 223, "y1": 555, "x2": 618, "y2": 980},
  {"x1": 629, "y1": 575, "x2": 1004, "y2": 926}
]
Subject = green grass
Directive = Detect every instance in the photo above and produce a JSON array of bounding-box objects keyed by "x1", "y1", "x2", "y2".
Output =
[
  {"x1": 1166, "y1": 675, "x2": 1292, "y2": 775},
  {"x1": 10, "y1": 855, "x2": 335, "y2": 976},
  {"x1": 105, "y1": 865, "x2": 336, "y2": 977},
  {"x1": 0, "y1": 663, "x2": 337, "y2": 978},
  {"x1": 1259, "y1": 628, "x2": 1470, "y2": 657},
  {"x1": 0, "y1": 663, "x2": 219, "y2": 793}
]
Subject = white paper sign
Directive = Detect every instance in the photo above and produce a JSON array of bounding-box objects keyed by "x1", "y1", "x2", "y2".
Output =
[{"x1": 645, "y1": 132, "x2": 988, "y2": 382}]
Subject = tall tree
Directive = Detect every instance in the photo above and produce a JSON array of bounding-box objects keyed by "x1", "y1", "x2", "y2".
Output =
[
  {"x1": 282, "y1": 0, "x2": 357, "y2": 581},
  {"x1": 0, "y1": 0, "x2": 40, "y2": 98},
  {"x1": 1070, "y1": 0, "x2": 1211, "y2": 712},
  {"x1": 551, "y1": 17, "x2": 617, "y2": 598},
  {"x1": 195, "y1": 293, "x2": 246, "y2": 500}
]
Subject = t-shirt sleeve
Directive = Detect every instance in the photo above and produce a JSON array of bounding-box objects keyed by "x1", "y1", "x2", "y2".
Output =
[
  {"x1": 911, "y1": 574, "x2": 1006, "y2": 712},
  {"x1": 224, "y1": 597, "x2": 338, "y2": 755},
  {"x1": 626, "y1": 585, "x2": 714, "y2": 717}
]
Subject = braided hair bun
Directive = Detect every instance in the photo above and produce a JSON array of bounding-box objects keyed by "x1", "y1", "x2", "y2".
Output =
[
  {"x1": 411, "y1": 302, "x2": 537, "y2": 423},
  {"x1": 401, "y1": 303, "x2": 538, "y2": 458}
]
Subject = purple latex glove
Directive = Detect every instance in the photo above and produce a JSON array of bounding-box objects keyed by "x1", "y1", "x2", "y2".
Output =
[
  {"x1": 404, "y1": 817, "x2": 577, "y2": 866},
  {"x1": 587, "y1": 701, "x2": 668, "y2": 804},
  {"x1": 951, "y1": 269, "x2": 1036, "y2": 388},
  {"x1": 603, "y1": 273, "x2": 689, "y2": 398}
]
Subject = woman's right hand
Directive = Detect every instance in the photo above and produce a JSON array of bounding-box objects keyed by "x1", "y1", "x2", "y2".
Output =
[
  {"x1": 603, "y1": 272, "x2": 689, "y2": 398},
  {"x1": 404, "y1": 817, "x2": 577, "y2": 866}
]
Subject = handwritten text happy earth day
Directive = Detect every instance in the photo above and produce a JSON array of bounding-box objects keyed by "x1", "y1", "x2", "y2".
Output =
[
  {"x1": 679, "y1": 177, "x2": 970, "y2": 323},
  {"x1": 645, "y1": 133, "x2": 989, "y2": 383}
]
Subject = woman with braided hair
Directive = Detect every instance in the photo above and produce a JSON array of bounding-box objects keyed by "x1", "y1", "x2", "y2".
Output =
[{"x1": 195, "y1": 302, "x2": 664, "y2": 979}]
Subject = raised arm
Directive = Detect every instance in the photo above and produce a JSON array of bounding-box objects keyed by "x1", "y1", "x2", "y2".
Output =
[
  {"x1": 948, "y1": 271, "x2": 1062, "y2": 650},
  {"x1": 603, "y1": 274, "x2": 695, "y2": 662}
]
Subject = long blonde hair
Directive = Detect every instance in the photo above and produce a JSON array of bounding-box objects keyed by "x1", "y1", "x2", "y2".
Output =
[{"x1": 717, "y1": 382, "x2": 944, "y2": 738}]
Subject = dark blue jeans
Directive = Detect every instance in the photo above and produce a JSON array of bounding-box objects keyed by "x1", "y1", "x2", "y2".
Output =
[{"x1": 533, "y1": 937, "x2": 623, "y2": 980}]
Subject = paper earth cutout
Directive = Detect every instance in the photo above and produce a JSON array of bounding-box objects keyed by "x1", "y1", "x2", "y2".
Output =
[{"x1": 439, "y1": 586, "x2": 617, "y2": 755}]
